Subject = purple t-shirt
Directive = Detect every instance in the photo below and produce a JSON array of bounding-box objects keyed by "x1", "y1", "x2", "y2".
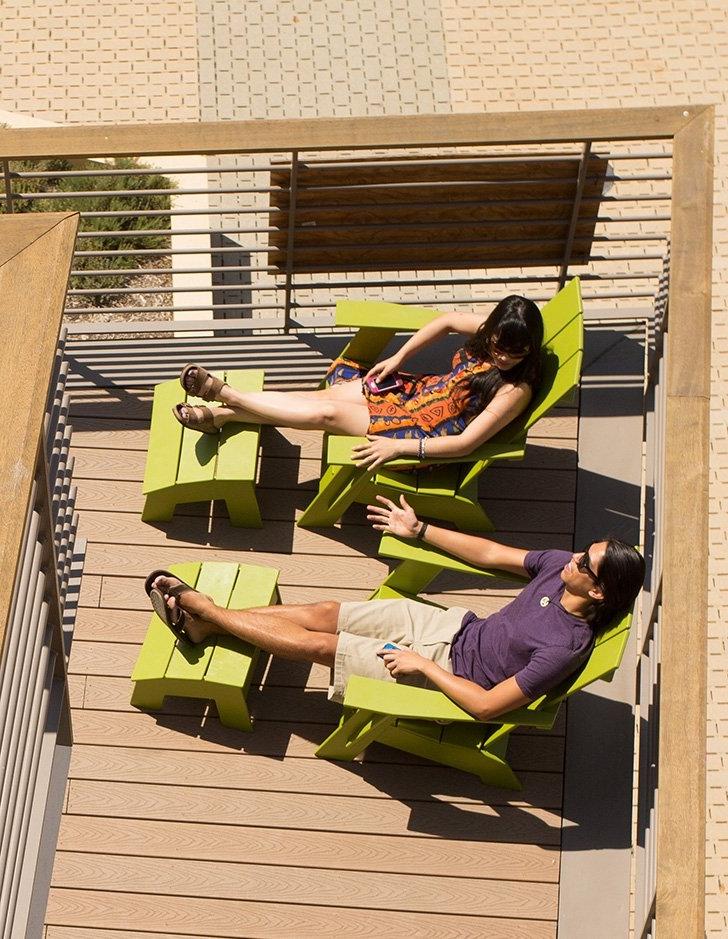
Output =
[{"x1": 449, "y1": 549, "x2": 595, "y2": 700}]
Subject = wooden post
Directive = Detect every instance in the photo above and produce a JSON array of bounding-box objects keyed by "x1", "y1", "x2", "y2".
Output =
[{"x1": 655, "y1": 104, "x2": 713, "y2": 938}]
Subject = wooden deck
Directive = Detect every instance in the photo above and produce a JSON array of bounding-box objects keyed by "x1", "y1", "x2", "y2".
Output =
[{"x1": 45, "y1": 384, "x2": 577, "y2": 938}]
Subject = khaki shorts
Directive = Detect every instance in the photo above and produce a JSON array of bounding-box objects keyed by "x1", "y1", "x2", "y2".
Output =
[{"x1": 330, "y1": 598, "x2": 469, "y2": 703}]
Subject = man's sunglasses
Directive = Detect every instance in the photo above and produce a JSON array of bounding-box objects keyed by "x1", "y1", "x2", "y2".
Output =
[{"x1": 577, "y1": 545, "x2": 601, "y2": 584}]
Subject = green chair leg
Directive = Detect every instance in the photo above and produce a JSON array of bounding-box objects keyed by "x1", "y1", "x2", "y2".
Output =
[
  {"x1": 298, "y1": 464, "x2": 365, "y2": 528},
  {"x1": 371, "y1": 559, "x2": 442, "y2": 599},
  {"x1": 141, "y1": 491, "x2": 177, "y2": 523},
  {"x1": 213, "y1": 686, "x2": 254, "y2": 732},
  {"x1": 224, "y1": 483, "x2": 263, "y2": 528},
  {"x1": 130, "y1": 679, "x2": 168, "y2": 712},
  {"x1": 315, "y1": 709, "x2": 396, "y2": 761}
]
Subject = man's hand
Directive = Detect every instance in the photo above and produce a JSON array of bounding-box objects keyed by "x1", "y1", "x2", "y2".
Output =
[
  {"x1": 377, "y1": 645, "x2": 429, "y2": 677},
  {"x1": 351, "y1": 435, "x2": 404, "y2": 470},
  {"x1": 367, "y1": 494, "x2": 422, "y2": 538}
]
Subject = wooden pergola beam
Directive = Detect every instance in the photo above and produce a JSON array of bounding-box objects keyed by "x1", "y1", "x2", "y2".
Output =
[{"x1": 0, "y1": 105, "x2": 707, "y2": 160}]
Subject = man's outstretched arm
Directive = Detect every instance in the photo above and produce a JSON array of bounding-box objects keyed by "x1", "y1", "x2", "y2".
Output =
[{"x1": 367, "y1": 495, "x2": 530, "y2": 577}]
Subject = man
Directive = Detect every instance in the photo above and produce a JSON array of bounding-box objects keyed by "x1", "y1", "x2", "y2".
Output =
[{"x1": 146, "y1": 496, "x2": 645, "y2": 721}]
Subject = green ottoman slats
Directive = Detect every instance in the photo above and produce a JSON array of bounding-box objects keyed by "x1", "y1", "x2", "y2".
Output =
[
  {"x1": 164, "y1": 562, "x2": 240, "y2": 682},
  {"x1": 176, "y1": 398, "x2": 220, "y2": 486},
  {"x1": 217, "y1": 370, "x2": 261, "y2": 482},
  {"x1": 130, "y1": 561, "x2": 202, "y2": 686},
  {"x1": 143, "y1": 379, "x2": 185, "y2": 497},
  {"x1": 131, "y1": 561, "x2": 280, "y2": 732},
  {"x1": 142, "y1": 368, "x2": 264, "y2": 527}
]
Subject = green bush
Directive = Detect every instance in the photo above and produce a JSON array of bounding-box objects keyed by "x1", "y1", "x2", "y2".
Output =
[{"x1": 9, "y1": 156, "x2": 174, "y2": 307}]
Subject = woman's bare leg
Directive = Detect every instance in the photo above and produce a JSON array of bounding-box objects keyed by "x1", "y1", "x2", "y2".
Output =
[{"x1": 178, "y1": 379, "x2": 370, "y2": 435}]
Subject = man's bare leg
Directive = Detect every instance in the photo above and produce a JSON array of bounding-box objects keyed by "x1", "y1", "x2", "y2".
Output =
[{"x1": 152, "y1": 575, "x2": 340, "y2": 667}]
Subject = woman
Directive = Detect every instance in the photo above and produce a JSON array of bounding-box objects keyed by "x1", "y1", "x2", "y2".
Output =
[{"x1": 173, "y1": 294, "x2": 543, "y2": 471}]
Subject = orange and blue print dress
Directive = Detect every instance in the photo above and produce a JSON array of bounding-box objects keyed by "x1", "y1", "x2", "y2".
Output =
[{"x1": 325, "y1": 348, "x2": 493, "y2": 439}]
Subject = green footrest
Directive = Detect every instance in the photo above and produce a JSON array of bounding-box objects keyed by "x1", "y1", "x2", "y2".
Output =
[
  {"x1": 130, "y1": 561, "x2": 280, "y2": 731},
  {"x1": 142, "y1": 369, "x2": 264, "y2": 527}
]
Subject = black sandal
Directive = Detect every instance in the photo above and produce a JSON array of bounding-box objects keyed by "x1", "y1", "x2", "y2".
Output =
[{"x1": 144, "y1": 569, "x2": 198, "y2": 643}]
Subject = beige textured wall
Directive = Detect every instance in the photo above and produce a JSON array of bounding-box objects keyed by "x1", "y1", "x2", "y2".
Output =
[{"x1": 1, "y1": 1, "x2": 199, "y2": 123}]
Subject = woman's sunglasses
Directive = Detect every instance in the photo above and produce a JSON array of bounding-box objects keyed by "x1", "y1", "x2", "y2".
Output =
[{"x1": 489, "y1": 336, "x2": 529, "y2": 360}]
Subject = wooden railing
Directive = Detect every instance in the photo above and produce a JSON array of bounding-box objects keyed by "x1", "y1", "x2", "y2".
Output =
[
  {"x1": 0, "y1": 107, "x2": 714, "y2": 937},
  {"x1": 0, "y1": 108, "x2": 681, "y2": 334},
  {"x1": 0, "y1": 212, "x2": 82, "y2": 939},
  {"x1": 632, "y1": 107, "x2": 713, "y2": 938}
]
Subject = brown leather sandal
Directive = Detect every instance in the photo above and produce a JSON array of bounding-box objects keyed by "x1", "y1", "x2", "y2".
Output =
[
  {"x1": 179, "y1": 363, "x2": 228, "y2": 402},
  {"x1": 172, "y1": 402, "x2": 219, "y2": 434}
]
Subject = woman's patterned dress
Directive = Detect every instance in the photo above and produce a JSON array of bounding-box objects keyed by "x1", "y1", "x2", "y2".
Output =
[{"x1": 325, "y1": 348, "x2": 494, "y2": 439}]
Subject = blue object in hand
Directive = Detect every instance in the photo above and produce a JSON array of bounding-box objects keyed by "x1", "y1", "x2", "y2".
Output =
[{"x1": 381, "y1": 642, "x2": 400, "y2": 651}]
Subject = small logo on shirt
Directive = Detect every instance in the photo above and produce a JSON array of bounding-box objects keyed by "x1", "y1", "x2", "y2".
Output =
[{"x1": 540, "y1": 596, "x2": 550, "y2": 607}]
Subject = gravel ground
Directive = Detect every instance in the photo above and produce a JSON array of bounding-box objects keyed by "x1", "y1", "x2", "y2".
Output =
[{"x1": 64, "y1": 258, "x2": 174, "y2": 339}]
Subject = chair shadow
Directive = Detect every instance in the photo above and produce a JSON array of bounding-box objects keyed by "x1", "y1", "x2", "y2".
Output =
[{"x1": 148, "y1": 658, "x2": 633, "y2": 851}]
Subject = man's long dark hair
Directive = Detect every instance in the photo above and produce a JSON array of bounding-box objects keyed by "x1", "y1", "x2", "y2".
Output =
[
  {"x1": 462, "y1": 295, "x2": 544, "y2": 411},
  {"x1": 591, "y1": 539, "x2": 646, "y2": 630}
]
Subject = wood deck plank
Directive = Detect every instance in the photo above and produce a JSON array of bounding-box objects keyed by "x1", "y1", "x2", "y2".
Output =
[
  {"x1": 66, "y1": 779, "x2": 563, "y2": 844},
  {"x1": 83, "y1": 543, "x2": 388, "y2": 588},
  {"x1": 46, "y1": 889, "x2": 558, "y2": 938},
  {"x1": 74, "y1": 471, "x2": 577, "y2": 516},
  {"x1": 51, "y1": 850, "x2": 558, "y2": 918},
  {"x1": 67, "y1": 739, "x2": 564, "y2": 801},
  {"x1": 76, "y1": 498, "x2": 574, "y2": 551},
  {"x1": 55, "y1": 815, "x2": 560, "y2": 881}
]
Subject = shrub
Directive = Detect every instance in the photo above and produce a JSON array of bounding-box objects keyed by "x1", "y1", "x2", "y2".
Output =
[{"x1": 8, "y1": 156, "x2": 174, "y2": 307}]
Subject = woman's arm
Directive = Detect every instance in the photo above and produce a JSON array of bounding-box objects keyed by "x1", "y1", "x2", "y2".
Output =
[
  {"x1": 379, "y1": 648, "x2": 531, "y2": 721},
  {"x1": 366, "y1": 311, "x2": 486, "y2": 383},
  {"x1": 351, "y1": 381, "x2": 531, "y2": 468}
]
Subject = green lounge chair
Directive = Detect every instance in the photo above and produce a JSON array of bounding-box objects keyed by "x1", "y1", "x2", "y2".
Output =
[
  {"x1": 315, "y1": 539, "x2": 634, "y2": 789},
  {"x1": 298, "y1": 278, "x2": 583, "y2": 531}
]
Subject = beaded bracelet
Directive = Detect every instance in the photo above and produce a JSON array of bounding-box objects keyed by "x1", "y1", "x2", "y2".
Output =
[{"x1": 418, "y1": 438, "x2": 427, "y2": 460}]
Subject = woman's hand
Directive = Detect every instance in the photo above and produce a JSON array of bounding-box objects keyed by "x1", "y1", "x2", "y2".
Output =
[
  {"x1": 377, "y1": 646, "x2": 430, "y2": 678},
  {"x1": 364, "y1": 354, "x2": 403, "y2": 384},
  {"x1": 366, "y1": 494, "x2": 422, "y2": 538},
  {"x1": 351, "y1": 435, "x2": 403, "y2": 470}
]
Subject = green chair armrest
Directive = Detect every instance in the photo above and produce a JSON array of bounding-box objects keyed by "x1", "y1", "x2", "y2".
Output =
[
  {"x1": 378, "y1": 534, "x2": 529, "y2": 583},
  {"x1": 325, "y1": 435, "x2": 527, "y2": 468},
  {"x1": 342, "y1": 675, "x2": 557, "y2": 728}
]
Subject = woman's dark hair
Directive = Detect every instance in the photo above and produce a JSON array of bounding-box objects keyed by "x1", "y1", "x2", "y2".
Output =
[
  {"x1": 463, "y1": 295, "x2": 544, "y2": 411},
  {"x1": 591, "y1": 539, "x2": 646, "y2": 630}
]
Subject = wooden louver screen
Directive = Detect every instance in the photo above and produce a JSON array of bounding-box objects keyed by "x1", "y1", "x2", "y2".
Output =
[{"x1": 268, "y1": 155, "x2": 609, "y2": 274}]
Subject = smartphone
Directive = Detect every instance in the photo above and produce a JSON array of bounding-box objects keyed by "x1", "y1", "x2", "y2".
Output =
[{"x1": 365, "y1": 375, "x2": 404, "y2": 395}]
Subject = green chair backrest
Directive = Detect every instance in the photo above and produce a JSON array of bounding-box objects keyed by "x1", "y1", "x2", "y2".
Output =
[
  {"x1": 497, "y1": 276, "x2": 584, "y2": 443},
  {"x1": 456, "y1": 277, "x2": 584, "y2": 490}
]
